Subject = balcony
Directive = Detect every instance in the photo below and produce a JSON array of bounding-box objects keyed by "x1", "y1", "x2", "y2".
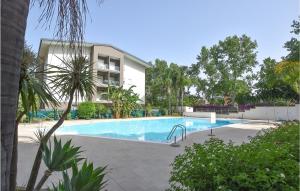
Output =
[
  {"x1": 96, "y1": 79, "x2": 109, "y2": 87},
  {"x1": 109, "y1": 65, "x2": 120, "y2": 72},
  {"x1": 96, "y1": 62, "x2": 109, "y2": 71},
  {"x1": 110, "y1": 80, "x2": 120, "y2": 86}
]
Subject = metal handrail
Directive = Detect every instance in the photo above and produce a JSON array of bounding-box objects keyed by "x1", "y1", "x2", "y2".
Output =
[{"x1": 167, "y1": 124, "x2": 187, "y2": 142}]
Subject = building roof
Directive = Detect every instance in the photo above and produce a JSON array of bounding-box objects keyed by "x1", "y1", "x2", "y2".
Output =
[{"x1": 38, "y1": 38, "x2": 152, "y2": 68}]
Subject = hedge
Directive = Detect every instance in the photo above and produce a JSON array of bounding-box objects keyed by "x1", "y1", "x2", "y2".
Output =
[
  {"x1": 168, "y1": 122, "x2": 300, "y2": 191},
  {"x1": 77, "y1": 102, "x2": 96, "y2": 119}
]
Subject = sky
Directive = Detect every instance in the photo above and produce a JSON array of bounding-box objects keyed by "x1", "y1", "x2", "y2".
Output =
[{"x1": 25, "y1": 0, "x2": 299, "y2": 66}]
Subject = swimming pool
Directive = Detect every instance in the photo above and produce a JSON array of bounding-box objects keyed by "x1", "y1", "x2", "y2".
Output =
[{"x1": 56, "y1": 117, "x2": 237, "y2": 143}]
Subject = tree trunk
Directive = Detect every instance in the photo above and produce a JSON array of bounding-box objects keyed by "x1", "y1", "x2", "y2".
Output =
[
  {"x1": 181, "y1": 88, "x2": 184, "y2": 115},
  {"x1": 10, "y1": 111, "x2": 26, "y2": 191},
  {"x1": 1, "y1": 1, "x2": 30, "y2": 190},
  {"x1": 26, "y1": 88, "x2": 76, "y2": 191},
  {"x1": 34, "y1": 170, "x2": 52, "y2": 191}
]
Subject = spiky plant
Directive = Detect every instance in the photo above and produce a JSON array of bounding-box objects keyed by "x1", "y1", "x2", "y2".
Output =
[
  {"x1": 34, "y1": 137, "x2": 83, "y2": 190},
  {"x1": 50, "y1": 161, "x2": 107, "y2": 191},
  {"x1": 27, "y1": 56, "x2": 96, "y2": 190}
]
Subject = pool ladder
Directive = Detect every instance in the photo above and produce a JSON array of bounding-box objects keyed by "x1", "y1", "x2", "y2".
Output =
[{"x1": 167, "y1": 124, "x2": 187, "y2": 146}]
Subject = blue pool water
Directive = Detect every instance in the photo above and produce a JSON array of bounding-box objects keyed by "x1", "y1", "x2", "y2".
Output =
[{"x1": 56, "y1": 117, "x2": 237, "y2": 143}]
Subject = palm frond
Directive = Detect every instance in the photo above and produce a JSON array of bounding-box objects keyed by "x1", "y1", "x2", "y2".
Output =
[{"x1": 46, "y1": 56, "x2": 96, "y2": 101}]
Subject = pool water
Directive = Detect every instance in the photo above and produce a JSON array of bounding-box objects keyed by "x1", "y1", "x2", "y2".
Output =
[{"x1": 56, "y1": 117, "x2": 237, "y2": 143}]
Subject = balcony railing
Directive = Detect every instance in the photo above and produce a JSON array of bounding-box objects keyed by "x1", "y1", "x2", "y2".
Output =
[
  {"x1": 96, "y1": 62, "x2": 109, "y2": 70},
  {"x1": 96, "y1": 93, "x2": 109, "y2": 102},
  {"x1": 109, "y1": 65, "x2": 120, "y2": 72},
  {"x1": 96, "y1": 79, "x2": 109, "y2": 86},
  {"x1": 96, "y1": 79, "x2": 120, "y2": 87},
  {"x1": 110, "y1": 80, "x2": 120, "y2": 86}
]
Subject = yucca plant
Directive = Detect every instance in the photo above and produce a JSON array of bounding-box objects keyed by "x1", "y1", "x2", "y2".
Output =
[
  {"x1": 27, "y1": 56, "x2": 96, "y2": 190},
  {"x1": 34, "y1": 137, "x2": 83, "y2": 190},
  {"x1": 50, "y1": 161, "x2": 107, "y2": 191}
]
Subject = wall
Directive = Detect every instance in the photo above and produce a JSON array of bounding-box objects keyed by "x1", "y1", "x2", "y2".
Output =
[
  {"x1": 218, "y1": 104, "x2": 300, "y2": 121},
  {"x1": 176, "y1": 106, "x2": 193, "y2": 113},
  {"x1": 183, "y1": 112, "x2": 215, "y2": 118},
  {"x1": 184, "y1": 105, "x2": 299, "y2": 121},
  {"x1": 123, "y1": 57, "x2": 146, "y2": 103},
  {"x1": 46, "y1": 45, "x2": 91, "y2": 104}
]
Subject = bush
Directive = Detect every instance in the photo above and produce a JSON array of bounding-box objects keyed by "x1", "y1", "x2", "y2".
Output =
[
  {"x1": 95, "y1": 103, "x2": 107, "y2": 118},
  {"x1": 145, "y1": 104, "x2": 152, "y2": 116},
  {"x1": 159, "y1": 108, "x2": 168, "y2": 116},
  {"x1": 169, "y1": 122, "x2": 300, "y2": 191},
  {"x1": 78, "y1": 102, "x2": 96, "y2": 119}
]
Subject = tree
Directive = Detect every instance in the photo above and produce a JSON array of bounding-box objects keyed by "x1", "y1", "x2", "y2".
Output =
[
  {"x1": 197, "y1": 35, "x2": 258, "y2": 104},
  {"x1": 197, "y1": 46, "x2": 220, "y2": 102},
  {"x1": 282, "y1": 18, "x2": 300, "y2": 61},
  {"x1": 2, "y1": 1, "x2": 93, "y2": 190},
  {"x1": 26, "y1": 56, "x2": 95, "y2": 191},
  {"x1": 9, "y1": 44, "x2": 58, "y2": 191},
  {"x1": 2, "y1": 2, "x2": 30, "y2": 190},
  {"x1": 145, "y1": 59, "x2": 194, "y2": 112},
  {"x1": 108, "y1": 85, "x2": 140, "y2": 118},
  {"x1": 275, "y1": 18, "x2": 300, "y2": 95}
]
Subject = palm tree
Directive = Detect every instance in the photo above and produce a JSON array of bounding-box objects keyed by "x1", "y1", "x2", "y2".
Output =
[
  {"x1": 2, "y1": 1, "x2": 93, "y2": 190},
  {"x1": 26, "y1": 56, "x2": 95, "y2": 191},
  {"x1": 10, "y1": 44, "x2": 58, "y2": 191},
  {"x1": 108, "y1": 85, "x2": 140, "y2": 118},
  {"x1": 122, "y1": 86, "x2": 140, "y2": 118},
  {"x1": 2, "y1": 1, "x2": 30, "y2": 190},
  {"x1": 178, "y1": 67, "x2": 190, "y2": 115},
  {"x1": 108, "y1": 85, "x2": 124, "y2": 119}
]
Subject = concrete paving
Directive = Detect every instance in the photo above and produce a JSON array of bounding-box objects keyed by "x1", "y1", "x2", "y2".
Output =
[{"x1": 17, "y1": 120, "x2": 274, "y2": 191}]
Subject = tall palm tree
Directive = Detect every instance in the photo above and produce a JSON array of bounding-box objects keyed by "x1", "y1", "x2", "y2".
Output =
[
  {"x1": 2, "y1": 1, "x2": 30, "y2": 190},
  {"x1": 2, "y1": 1, "x2": 92, "y2": 190}
]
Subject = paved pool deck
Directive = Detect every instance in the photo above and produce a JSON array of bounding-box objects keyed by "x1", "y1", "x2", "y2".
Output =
[{"x1": 17, "y1": 118, "x2": 275, "y2": 191}]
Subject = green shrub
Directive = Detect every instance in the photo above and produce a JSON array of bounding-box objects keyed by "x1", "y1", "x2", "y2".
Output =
[
  {"x1": 94, "y1": 103, "x2": 107, "y2": 118},
  {"x1": 145, "y1": 104, "x2": 152, "y2": 116},
  {"x1": 159, "y1": 108, "x2": 168, "y2": 116},
  {"x1": 169, "y1": 122, "x2": 300, "y2": 191},
  {"x1": 78, "y1": 102, "x2": 96, "y2": 119}
]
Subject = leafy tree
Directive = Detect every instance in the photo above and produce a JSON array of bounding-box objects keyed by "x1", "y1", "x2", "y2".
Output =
[
  {"x1": 275, "y1": 61, "x2": 300, "y2": 94},
  {"x1": 256, "y1": 19, "x2": 300, "y2": 103},
  {"x1": 197, "y1": 35, "x2": 258, "y2": 104},
  {"x1": 275, "y1": 18, "x2": 300, "y2": 95},
  {"x1": 282, "y1": 18, "x2": 300, "y2": 61},
  {"x1": 145, "y1": 59, "x2": 193, "y2": 112}
]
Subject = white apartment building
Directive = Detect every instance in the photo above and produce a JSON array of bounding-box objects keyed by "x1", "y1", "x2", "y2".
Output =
[{"x1": 38, "y1": 39, "x2": 151, "y2": 105}]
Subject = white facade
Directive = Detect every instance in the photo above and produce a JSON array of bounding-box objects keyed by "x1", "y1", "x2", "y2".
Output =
[
  {"x1": 38, "y1": 39, "x2": 151, "y2": 106},
  {"x1": 123, "y1": 57, "x2": 146, "y2": 103}
]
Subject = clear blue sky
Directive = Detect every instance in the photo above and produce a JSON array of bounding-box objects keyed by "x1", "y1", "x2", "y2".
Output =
[{"x1": 25, "y1": 0, "x2": 299, "y2": 66}]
